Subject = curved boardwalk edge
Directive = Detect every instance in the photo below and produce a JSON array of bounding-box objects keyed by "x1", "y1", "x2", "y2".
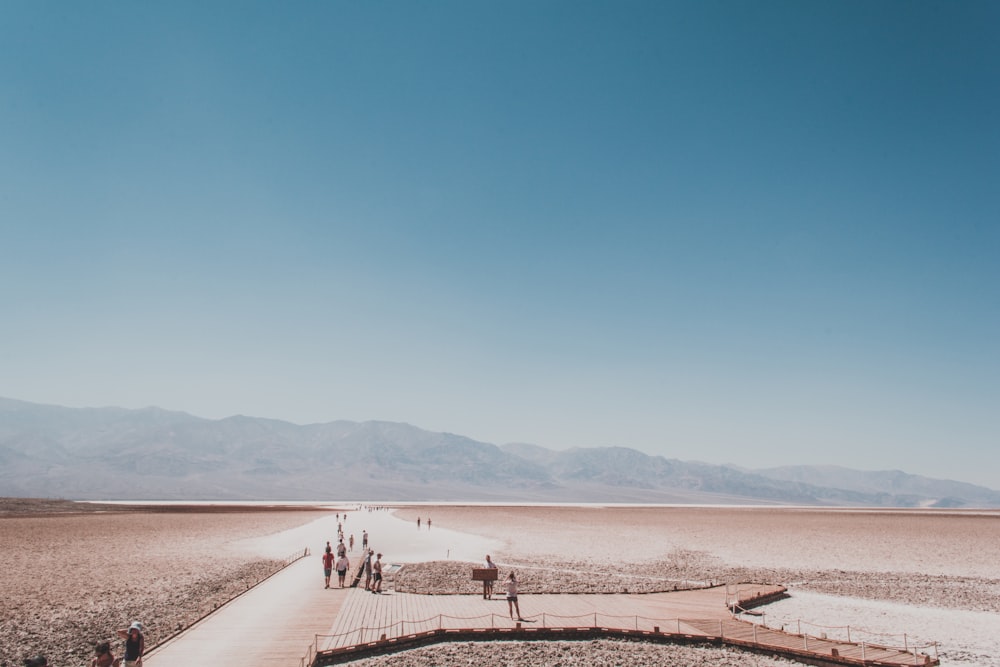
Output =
[
  {"x1": 312, "y1": 624, "x2": 938, "y2": 667},
  {"x1": 308, "y1": 582, "x2": 938, "y2": 667}
]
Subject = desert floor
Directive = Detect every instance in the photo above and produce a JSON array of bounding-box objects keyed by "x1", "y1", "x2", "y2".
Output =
[{"x1": 2, "y1": 501, "x2": 998, "y2": 667}]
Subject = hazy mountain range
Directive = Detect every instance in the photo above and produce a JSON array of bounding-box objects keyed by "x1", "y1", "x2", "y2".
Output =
[{"x1": 2, "y1": 397, "x2": 998, "y2": 507}]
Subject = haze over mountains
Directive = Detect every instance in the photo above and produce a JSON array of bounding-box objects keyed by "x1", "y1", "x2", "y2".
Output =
[{"x1": 2, "y1": 397, "x2": 998, "y2": 507}]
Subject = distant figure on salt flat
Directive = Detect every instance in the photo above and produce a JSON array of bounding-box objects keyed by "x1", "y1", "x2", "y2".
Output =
[
  {"x1": 417, "y1": 516, "x2": 421, "y2": 528},
  {"x1": 427, "y1": 517, "x2": 431, "y2": 529},
  {"x1": 362, "y1": 530, "x2": 369, "y2": 550},
  {"x1": 349, "y1": 533, "x2": 355, "y2": 551},
  {"x1": 506, "y1": 572, "x2": 523, "y2": 621}
]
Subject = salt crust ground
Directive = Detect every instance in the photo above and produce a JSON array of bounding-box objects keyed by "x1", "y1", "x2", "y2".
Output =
[
  {"x1": 393, "y1": 505, "x2": 1000, "y2": 612},
  {"x1": 345, "y1": 639, "x2": 798, "y2": 667},
  {"x1": 3, "y1": 501, "x2": 998, "y2": 666},
  {"x1": 0, "y1": 500, "x2": 323, "y2": 667}
]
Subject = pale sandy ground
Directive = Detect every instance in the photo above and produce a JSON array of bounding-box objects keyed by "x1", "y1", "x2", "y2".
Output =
[{"x1": 3, "y1": 502, "x2": 998, "y2": 666}]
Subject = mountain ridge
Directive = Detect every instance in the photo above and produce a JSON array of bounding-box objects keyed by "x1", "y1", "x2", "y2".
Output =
[{"x1": 2, "y1": 397, "x2": 997, "y2": 507}]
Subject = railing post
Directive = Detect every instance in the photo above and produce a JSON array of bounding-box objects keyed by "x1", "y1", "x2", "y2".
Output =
[
  {"x1": 904, "y1": 633, "x2": 908, "y2": 652},
  {"x1": 847, "y1": 626, "x2": 851, "y2": 643},
  {"x1": 753, "y1": 623, "x2": 757, "y2": 644},
  {"x1": 862, "y1": 642, "x2": 867, "y2": 661},
  {"x1": 719, "y1": 619, "x2": 723, "y2": 638},
  {"x1": 804, "y1": 634, "x2": 808, "y2": 650},
  {"x1": 677, "y1": 618, "x2": 681, "y2": 634}
]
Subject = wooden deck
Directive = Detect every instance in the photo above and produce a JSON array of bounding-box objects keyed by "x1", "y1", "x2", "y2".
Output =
[
  {"x1": 312, "y1": 581, "x2": 939, "y2": 666},
  {"x1": 144, "y1": 556, "x2": 350, "y2": 667}
]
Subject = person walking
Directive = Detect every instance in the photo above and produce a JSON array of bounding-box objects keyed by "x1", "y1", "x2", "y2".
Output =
[
  {"x1": 116, "y1": 621, "x2": 144, "y2": 667},
  {"x1": 362, "y1": 530, "x2": 368, "y2": 550},
  {"x1": 335, "y1": 552, "x2": 350, "y2": 588},
  {"x1": 349, "y1": 534, "x2": 355, "y2": 551},
  {"x1": 505, "y1": 573, "x2": 523, "y2": 621},
  {"x1": 322, "y1": 546, "x2": 334, "y2": 589}
]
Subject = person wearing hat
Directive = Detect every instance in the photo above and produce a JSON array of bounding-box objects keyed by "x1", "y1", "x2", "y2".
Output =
[{"x1": 116, "y1": 621, "x2": 144, "y2": 666}]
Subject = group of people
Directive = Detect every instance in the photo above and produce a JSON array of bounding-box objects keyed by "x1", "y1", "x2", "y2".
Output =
[
  {"x1": 322, "y1": 538, "x2": 352, "y2": 588},
  {"x1": 26, "y1": 620, "x2": 145, "y2": 667},
  {"x1": 483, "y1": 554, "x2": 523, "y2": 621},
  {"x1": 321, "y1": 528, "x2": 383, "y2": 593}
]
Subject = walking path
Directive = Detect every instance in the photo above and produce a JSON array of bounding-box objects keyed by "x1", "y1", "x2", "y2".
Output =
[
  {"x1": 143, "y1": 556, "x2": 349, "y2": 667},
  {"x1": 141, "y1": 509, "x2": 939, "y2": 667},
  {"x1": 144, "y1": 508, "x2": 498, "y2": 667}
]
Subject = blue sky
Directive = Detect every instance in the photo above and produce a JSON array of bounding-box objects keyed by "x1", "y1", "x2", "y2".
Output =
[{"x1": 2, "y1": 2, "x2": 998, "y2": 488}]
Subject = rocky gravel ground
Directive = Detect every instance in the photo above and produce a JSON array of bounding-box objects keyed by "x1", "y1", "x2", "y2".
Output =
[
  {"x1": 395, "y1": 554, "x2": 1000, "y2": 614},
  {"x1": 0, "y1": 500, "x2": 320, "y2": 667},
  {"x1": 346, "y1": 638, "x2": 798, "y2": 667}
]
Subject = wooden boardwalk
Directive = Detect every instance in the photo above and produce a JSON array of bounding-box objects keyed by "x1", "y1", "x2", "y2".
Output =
[
  {"x1": 144, "y1": 556, "x2": 350, "y2": 667},
  {"x1": 312, "y1": 582, "x2": 939, "y2": 666}
]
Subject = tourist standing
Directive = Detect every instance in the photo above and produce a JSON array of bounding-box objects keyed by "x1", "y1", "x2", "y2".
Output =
[
  {"x1": 363, "y1": 549, "x2": 373, "y2": 590},
  {"x1": 116, "y1": 621, "x2": 144, "y2": 667},
  {"x1": 349, "y1": 534, "x2": 355, "y2": 551},
  {"x1": 362, "y1": 530, "x2": 368, "y2": 550},
  {"x1": 484, "y1": 555, "x2": 498, "y2": 599},
  {"x1": 505, "y1": 573, "x2": 523, "y2": 621},
  {"x1": 372, "y1": 552, "x2": 384, "y2": 593}
]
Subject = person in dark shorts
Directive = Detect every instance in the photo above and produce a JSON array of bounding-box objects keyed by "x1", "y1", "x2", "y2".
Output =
[
  {"x1": 505, "y1": 572, "x2": 523, "y2": 621},
  {"x1": 322, "y1": 546, "x2": 334, "y2": 589},
  {"x1": 335, "y1": 552, "x2": 350, "y2": 588}
]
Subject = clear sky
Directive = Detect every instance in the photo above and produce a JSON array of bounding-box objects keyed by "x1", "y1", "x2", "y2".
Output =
[{"x1": 2, "y1": 2, "x2": 998, "y2": 488}]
